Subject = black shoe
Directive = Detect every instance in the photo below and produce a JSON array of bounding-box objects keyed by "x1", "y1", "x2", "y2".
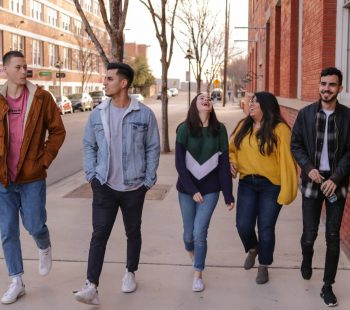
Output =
[
  {"x1": 301, "y1": 258, "x2": 312, "y2": 280},
  {"x1": 320, "y1": 285, "x2": 338, "y2": 307}
]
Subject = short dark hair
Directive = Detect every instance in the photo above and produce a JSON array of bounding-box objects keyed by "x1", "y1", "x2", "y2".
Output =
[
  {"x1": 106, "y1": 62, "x2": 134, "y2": 88},
  {"x1": 320, "y1": 67, "x2": 343, "y2": 86},
  {"x1": 3, "y1": 50, "x2": 25, "y2": 65}
]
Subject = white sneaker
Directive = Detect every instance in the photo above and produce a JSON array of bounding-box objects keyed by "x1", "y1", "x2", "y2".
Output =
[
  {"x1": 121, "y1": 271, "x2": 137, "y2": 293},
  {"x1": 39, "y1": 246, "x2": 52, "y2": 276},
  {"x1": 1, "y1": 277, "x2": 25, "y2": 304},
  {"x1": 192, "y1": 277, "x2": 205, "y2": 292},
  {"x1": 74, "y1": 280, "x2": 100, "y2": 305}
]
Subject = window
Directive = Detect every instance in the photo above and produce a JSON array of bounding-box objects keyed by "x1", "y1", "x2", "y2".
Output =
[
  {"x1": 62, "y1": 47, "x2": 72, "y2": 69},
  {"x1": 84, "y1": 0, "x2": 93, "y2": 13},
  {"x1": 10, "y1": 34, "x2": 24, "y2": 52},
  {"x1": 93, "y1": 0, "x2": 99, "y2": 15},
  {"x1": 32, "y1": 39, "x2": 43, "y2": 66},
  {"x1": 61, "y1": 14, "x2": 71, "y2": 31},
  {"x1": 9, "y1": 0, "x2": 24, "y2": 14},
  {"x1": 48, "y1": 7, "x2": 58, "y2": 27},
  {"x1": 48, "y1": 44, "x2": 59, "y2": 67},
  {"x1": 74, "y1": 19, "x2": 82, "y2": 35},
  {"x1": 30, "y1": 0, "x2": 43, "y2": 21},
  {"x1": 94, "y1": 55, "x2": 100, "y2": 73},
  {"x1": 75, "y1": 50, "x2": 82, "y2": 70}
]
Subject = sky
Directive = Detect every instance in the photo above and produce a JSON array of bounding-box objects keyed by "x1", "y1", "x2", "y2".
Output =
[{"x1": 125, "y1": 0, "x2": 249, "y2": 81}]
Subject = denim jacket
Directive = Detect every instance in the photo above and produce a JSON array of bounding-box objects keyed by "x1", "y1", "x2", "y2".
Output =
[{"x1": 83, "y1": 96, "x2": 160, "y2": 189}]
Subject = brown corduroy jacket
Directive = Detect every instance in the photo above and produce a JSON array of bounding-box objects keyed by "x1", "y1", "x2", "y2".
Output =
[{"x1": 0, "y1": 81, "x2": 66, "y2": 187}]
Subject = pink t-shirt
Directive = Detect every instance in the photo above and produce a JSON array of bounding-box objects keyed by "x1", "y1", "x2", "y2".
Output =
[{"x1": 6, "y1": 87, "x2": 29, "y2": 182}]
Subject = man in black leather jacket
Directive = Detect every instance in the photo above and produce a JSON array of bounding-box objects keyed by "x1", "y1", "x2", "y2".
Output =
[{"x1": 291, "y1": 67, "x2": 350, "y2": 307}]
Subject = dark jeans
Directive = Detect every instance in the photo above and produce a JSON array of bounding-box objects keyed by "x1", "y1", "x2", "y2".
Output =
[
  {"x1": 301, "y1": 193, "x2": 345, "y2": 285},
  {"x1": 236, "y1": 175, "x2": 282, "y2": 265},
  {"x1": 87, "y1": 179, "x2": 147, "y2": 286}
]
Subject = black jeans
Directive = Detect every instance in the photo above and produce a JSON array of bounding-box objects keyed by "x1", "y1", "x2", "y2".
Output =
[
  {"x1": 301, "y1": 192, "x2": 345, "y2": 285},
  {"x1": 87, "y1": 179, "x2": 147, "y2": 286}
]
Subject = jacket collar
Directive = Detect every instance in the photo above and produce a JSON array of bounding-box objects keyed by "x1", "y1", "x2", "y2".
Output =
[
  {"x1": 0, "y1": 80, "x2": 36, "y2": 98},
  {"x1": 97, "y1": 95, "x2": 141, "y2": 113}
]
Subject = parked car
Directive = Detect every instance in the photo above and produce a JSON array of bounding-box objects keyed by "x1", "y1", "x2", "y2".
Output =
[
  {"x1": 156, "y1": 89, "x2": 172, "y2": 99},
  {"x1": 56, "y1": 96, "x2": 73, "y2": 115},
  {"x1": 211, "y1": 88, "x2": 223, "y2": 101},
  {"x1": 130, "y1": 93, "x2": 144, "y2": 103},
  {"x1": 169, "y1": 87, "x2": 179, "y2": 96},
  {"x1": 68, "y1": 93, "x2": 93, "y2": 112},
  {"x1": 89, "y1": 90, "x2": 107, "y2": 108}
]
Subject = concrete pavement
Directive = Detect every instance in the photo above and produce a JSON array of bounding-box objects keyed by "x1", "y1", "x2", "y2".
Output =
[{"x1": 1, "y1": 95, "x2": 350, "y2": 309}]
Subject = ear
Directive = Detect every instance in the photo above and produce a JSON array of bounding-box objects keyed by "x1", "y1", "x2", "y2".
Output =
[
  {"x1": 339, "y1": 85, "x2": 343, "y2": 93},
  {"x1": 121, "y1": 79, "x2": 128, "y2": 89}
]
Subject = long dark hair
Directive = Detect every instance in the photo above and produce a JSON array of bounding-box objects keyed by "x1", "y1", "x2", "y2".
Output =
[
  {"x1": 232, "y1": 91, "x2": 288, "y2": 156},
  {"x1": 182, "y1": 93, "x2": 221, "y2": 137}
]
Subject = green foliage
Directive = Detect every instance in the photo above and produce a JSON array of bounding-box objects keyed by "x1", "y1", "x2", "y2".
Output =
[{"x1": 130, "y1": 56, "x2": 155, "y2": 88}]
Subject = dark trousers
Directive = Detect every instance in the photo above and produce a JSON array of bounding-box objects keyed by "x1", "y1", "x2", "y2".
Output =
[
  {"x1": 301, "y1": 193, "x2": 345, "y2": 285},
  {"x1": 87, "y1": 179, "x2": 147, "y2": 286}
]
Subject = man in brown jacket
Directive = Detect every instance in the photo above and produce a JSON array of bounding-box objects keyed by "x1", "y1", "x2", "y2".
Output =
[{"x1": 0, "y1": 51, "x2": 65, "y2": 304}]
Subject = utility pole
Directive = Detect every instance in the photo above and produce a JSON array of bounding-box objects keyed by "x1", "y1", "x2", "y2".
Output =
[{"x1": 223, "y1": 0, "x2": 229, "y2": 106}]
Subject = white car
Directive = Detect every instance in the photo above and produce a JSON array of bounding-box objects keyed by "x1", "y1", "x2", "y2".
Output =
[
  {"x1": 169, "y1": 87, "x2": 179, "y2": 96},
  {"x1": 130, "y1": 93, "x2": 144, "y2": 103},
  {"x1": 56, "y1": 96, "x2": 73, "y2": 114}
]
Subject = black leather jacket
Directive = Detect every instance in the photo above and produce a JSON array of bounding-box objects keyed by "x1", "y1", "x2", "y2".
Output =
[{"x1": 291, "y1": 100, "x2": 350, "y2": 188}]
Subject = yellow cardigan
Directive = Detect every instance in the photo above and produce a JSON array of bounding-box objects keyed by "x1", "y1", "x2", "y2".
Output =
[{"x1": 229, "y1": 122, "x2": 298, "y2": 205}]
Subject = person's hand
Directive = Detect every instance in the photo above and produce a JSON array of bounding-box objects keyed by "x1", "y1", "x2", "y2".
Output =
[
  {"x1": 193, "y1": 192, "x2": 204, "y2": 203},
  {"x1": 230, "y1": 163, "x2": 237, "y2": 178},
  {"x1": 321, "y1": 179, "x2": 337, "y2": 197},
  {"x1": 308, "y1": 169, "x2": 324, "y2": 184},
  {"x1": 226, "y1": 202, "x2": 235, "y2": 211}
]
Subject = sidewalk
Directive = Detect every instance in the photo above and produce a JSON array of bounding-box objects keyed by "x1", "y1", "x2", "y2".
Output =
[{"x1": 1, "y1": 101, "x2": 350, "y2": 309}]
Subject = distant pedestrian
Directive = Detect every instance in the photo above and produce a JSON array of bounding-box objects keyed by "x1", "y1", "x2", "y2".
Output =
[
  {"x1": 0, "y1": 51, "x2": 66, "y2": 304},
  {"x1": 74, "y1": 62, "x2": 160, "y2": 305},
  {"x1": 227, "y1": 89, "x2": 232, "y2": 101},
  {"x1": 229, "y1": 91, "x2": 297, "y2": 285},
  {"x1": 175, "y1": 93, "x2": 235, "y2": 292},
  {"x1": 291, "y1": 67, "x2": 350, "y2": 307}
]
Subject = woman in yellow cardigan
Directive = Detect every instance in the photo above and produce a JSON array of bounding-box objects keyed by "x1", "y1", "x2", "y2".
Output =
[{"x1": 229, "y1": 91, "x2": 297, "y2": 284}]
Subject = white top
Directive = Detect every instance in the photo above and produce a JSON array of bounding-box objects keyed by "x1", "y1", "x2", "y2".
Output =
[{"x1": 319, "y1": 109, "x2": 334, "y2": 171}]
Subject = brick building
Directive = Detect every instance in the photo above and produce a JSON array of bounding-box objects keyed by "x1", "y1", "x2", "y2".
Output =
[
  {"x1": 245, "y1": 0, "x2": 350, "y2": 256},
  {"x1": 0, "y1": 1, "x2": 149, "y2": 97}
]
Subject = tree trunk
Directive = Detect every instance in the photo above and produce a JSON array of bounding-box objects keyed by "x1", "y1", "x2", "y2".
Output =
[
  {"x1": 161, "y1": 55, "x2": 170, "y2": 153},
  {"x1": 196, "y1": 76, "x2": 201, "y2": 93}
]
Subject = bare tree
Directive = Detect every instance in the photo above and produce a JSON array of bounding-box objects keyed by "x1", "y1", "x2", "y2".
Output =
[
  {"x1": 226, "y1": 56, "x2": 248, "y2": 95},
  {"x1": 177, "y1": 0, "x2": 216, "y2": 93},
  {"x1": 73, "y1": 34, "x2": 97, "y2": 93},
  {"x1": 72, "y1": 0, "x2": 129, "y2": 63},
  {"x1": 139, "y1": 0, "x2": 179, "y2": 153}
]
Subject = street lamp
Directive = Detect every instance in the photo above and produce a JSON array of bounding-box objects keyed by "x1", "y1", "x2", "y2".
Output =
[
  {"x1": 55, "y1": 59, "x2": 63, "y2": 99},
  {"x1": 185, "y1": 47, "x2": 194, "y2": 107},
  {"x1": 204, "y1": 69, "x2": 210, "y2": 94}
]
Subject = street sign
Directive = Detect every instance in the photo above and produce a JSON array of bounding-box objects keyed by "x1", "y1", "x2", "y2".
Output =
[
  {"x1": 39, "y1": 71, "x2": 52, "y2": 77},
  {"x1": 27, "y1": 70, "x2": 33, "y2": 78},
  {"x1": 213, "y1": 79, "x2": 220, "y2": 88},
  {"x1": 56, "y1": 72, "x2": 66, "y2": 78}
]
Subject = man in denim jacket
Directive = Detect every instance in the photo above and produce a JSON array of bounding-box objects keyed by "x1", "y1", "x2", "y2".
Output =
[{"x1": 74, "y1": 63, "x2": 160, "y2": 305}]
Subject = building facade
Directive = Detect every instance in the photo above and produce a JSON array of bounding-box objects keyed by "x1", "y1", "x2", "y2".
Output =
[{"x1": 246, "y1": 0, "x2": 350, "y2": 256}]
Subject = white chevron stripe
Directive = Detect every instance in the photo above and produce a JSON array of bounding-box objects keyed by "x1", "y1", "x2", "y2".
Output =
[{"x1": 185, "y1": 151, "x2": 221, "y2": 180}]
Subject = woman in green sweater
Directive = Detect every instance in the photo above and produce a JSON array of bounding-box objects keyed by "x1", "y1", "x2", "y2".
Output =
[
  {"x1": 229, "y1": 91, "x2": 297, "y2": 285},
  {"x1": 176, "y1": 93, "x2": 235, "y2": 292}
]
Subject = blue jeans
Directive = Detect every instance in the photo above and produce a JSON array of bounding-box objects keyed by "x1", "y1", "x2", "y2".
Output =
[
  {"x1": 236, "y1": 175, "x2": 282, "y2": 265},
  {"x1": 178, "y1": 192, "x2": 219, "y2": 271},
  {"x1": 0, "y1": 180, "x2": 50, "y2": 277}
]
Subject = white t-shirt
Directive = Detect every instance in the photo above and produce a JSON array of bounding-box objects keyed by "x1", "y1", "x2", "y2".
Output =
[{"x1": 319, "y1": 109, "x2": 334, "y2": 171}]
